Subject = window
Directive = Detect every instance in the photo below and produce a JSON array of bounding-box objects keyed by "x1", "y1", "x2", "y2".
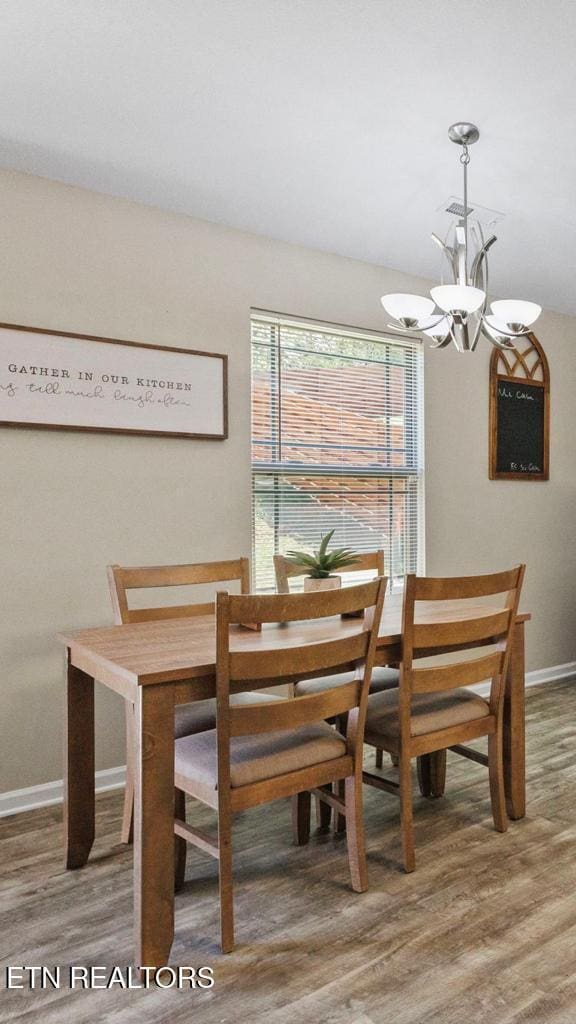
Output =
[{"x1": 251, "y1": 312, "x2": 424, "y2": 592}]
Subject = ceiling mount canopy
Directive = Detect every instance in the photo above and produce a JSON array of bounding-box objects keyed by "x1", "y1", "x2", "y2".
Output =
[{"x1": 381, "y1": 123, "x2": 541, "y2": 352}]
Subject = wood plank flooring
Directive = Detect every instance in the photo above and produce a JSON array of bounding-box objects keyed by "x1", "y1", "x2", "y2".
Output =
[{"x1": 1, "y1": 680, "x2": 576, "y2": 1023}]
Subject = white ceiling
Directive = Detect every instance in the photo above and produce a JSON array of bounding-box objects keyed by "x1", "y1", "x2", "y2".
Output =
[{"x1": 1, "y1": 0, "x2": 576, "y2": 314}]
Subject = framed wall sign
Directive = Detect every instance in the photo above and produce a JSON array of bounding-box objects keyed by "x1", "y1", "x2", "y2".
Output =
[
  {"x1": 489, "y1": 333, "x2": 549, "y2": 481},
  {"x1": 0, "y1": 323, "x2": 227, "y2": 440}
]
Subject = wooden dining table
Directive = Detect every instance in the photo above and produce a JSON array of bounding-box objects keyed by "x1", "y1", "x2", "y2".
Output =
[{"x1": 59, "y1": 593, "x2": 529, "y2": 967}]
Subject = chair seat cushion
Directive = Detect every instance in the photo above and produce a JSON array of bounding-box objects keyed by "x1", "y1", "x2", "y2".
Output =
[
  {"x1": 294, "y1": 665, "x2": 400, "y2": 698},
  {"x1": 175, "y1": 721, "x2": 347, "y2": 791},
  {"x1": 174, "y1": 691, "x2": 285, "y2": 739},
  {"x1": 365, "y1": 687, "x2": 491, "y2": 742}
]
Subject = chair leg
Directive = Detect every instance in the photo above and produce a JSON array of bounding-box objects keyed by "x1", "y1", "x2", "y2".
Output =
[
  {"x1": 417, "y1": 754, "x2": 431, "y2": 797},
  {"x1": 488, "y1": 729, "x2": 508, "y2": 833},
  {"x1": 430, "y1": 750, "x2": 447, "y2": 797},
  {"x1": 316, "y1": 786, "x2": 332, "y2": 830},
  {"x1": 120, "y1": 700, "x2": 135, "y2": 845},
  {"x1": 335, "y1": 778, "x2": 346, "y2": 833},
  {"x1": 292, "y1": 791, "x2": 311, "y2": 845},
  {"x1": 345, "y1": 773, "x2": 368, "y2": 892},
  {"x1": 218, "y1": 815, "x2": 234, "y2": 953},
  {"x1": 399, "y1": 751, "x2": 415, "y2": 873},
  {"x1": 174, "y1": 788, "x2": 187, "y2": 892},
  {"x1": 375, "y1": 748, "x2": 383, "y2": 768},
  {"x1": 417, "y1": 751, "x2": 446, "y2": 799}
]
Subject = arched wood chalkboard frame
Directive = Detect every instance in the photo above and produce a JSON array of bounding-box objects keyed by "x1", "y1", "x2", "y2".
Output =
[{"x1": 489, "y1": 333, "x2": 550, "y2": 481}]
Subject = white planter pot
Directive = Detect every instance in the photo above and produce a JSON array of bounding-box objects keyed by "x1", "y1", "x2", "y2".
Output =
[{"x1": 303, "y1": 575, "x2": 342, "y2": 593}]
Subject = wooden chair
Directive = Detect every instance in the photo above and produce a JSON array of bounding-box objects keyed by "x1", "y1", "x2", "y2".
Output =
[
  {"x1": 275, "y1": 549, "x2": 398, "y2": 777},
  {"x1": 362, "y1": 565, "x2": 525, "y2": 872},
  {"x1": 173, "y1": 578, "x2": 386, "y2": 952},
  {"x1": 274, "y1": 549, "x2": 386, "y2": 595},
  {"x1": 107, "y1": 558, "x2": 284, "y2": 845}
]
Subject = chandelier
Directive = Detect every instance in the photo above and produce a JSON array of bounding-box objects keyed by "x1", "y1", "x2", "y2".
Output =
[{"x1": 381, "y1": 123, "x2": 541, "y2": 352}]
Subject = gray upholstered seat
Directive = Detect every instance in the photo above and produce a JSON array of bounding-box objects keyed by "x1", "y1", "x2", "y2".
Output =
[
  {"x1": 175, "y1": 721, "x2": 347, "y2": 794},
  {"x1": 294, "y1": 665, "x2": 399, "y2": 698},
  {"x1": 365, "y1": 687, "x2": 490, "y2": 744},
  {"x1": 174, "y1": 691, "x2": 285, "y2": 739}
]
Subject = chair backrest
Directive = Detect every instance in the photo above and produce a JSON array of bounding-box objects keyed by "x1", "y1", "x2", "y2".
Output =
[
  {"x1": 215, "y1": 579, "x2": 386, "y2": 783},
  {"x1": 400, "y1": 565, "x2": 525, "y2": 720},
  {"x1": 107, "y1": 558, "x2": 250, "y2": 624},
  {"x1": 274, "y1": 550, "x2": 385, "y2": 594}
]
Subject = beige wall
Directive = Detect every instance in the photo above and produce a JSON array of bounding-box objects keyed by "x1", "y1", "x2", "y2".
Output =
[{"x1": 1, "y1": 169, "x2": 575, "y2": 793}]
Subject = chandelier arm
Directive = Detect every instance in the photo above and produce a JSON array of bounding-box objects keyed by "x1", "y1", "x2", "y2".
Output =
[
  {"x1": 470, "y1": 235, "x2": 497, "y2": 287},
  {"x1": 469, "y1": 275, "x2": 491, "y2": 351},
  {"x1": 385, "y1": 314, "x2": 448, "y2": 334},
  {"x1": 469, "y1": 315, "x2": 485, "y2": 352},
  {"x1": 480, "y1": 325, "x2": 517, "y2": 350},
  {"x1": 429, "y1": 334, "x2": 453, "y2": 349},
  {"x1": 384, "y1": 323, "x2": 421, "y2": 335},
  {"x1": 431, "y1": 233, "x2": 457, "y2": 281},
  {"x1": 451, "y1": 321, "x2": 465, "y2": 353}
]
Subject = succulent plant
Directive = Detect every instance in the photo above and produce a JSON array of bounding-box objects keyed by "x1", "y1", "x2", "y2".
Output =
[{"x1": 285, "y1": 530, "x2": 360, "y2": 579}]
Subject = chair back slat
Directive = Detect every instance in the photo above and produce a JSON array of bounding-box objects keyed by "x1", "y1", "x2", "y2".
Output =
[
  {"x1": 226, "y1": 581, "x2": 379, "y2": 623},
  {"x1": 413, "y1": 610, "x2": 511, "y2": 651},
  {"x1": 412, "y1": 567, "x2": 522, "y2": 601},
  {"x1": 230, "y1": 682, "x2": 361, "y2": 737},
  {"x1": 216, "y1": 578, "x2": 386, "y2": 744},
  {"x1": 107, "y1": 558, "x2": 250, "y2": 624},
  {"x1": 229, "y1": 632, "x2": 370, "y2": 681},
  {"x1": 274, "y1": 550, "x2": 384, "y2": 593},
  {"x1": 127, "y1": 601, "x2": 215, "y2": 622},
  {"x1": 412, "y1": 651, "x2": 504, "y2": 694}
]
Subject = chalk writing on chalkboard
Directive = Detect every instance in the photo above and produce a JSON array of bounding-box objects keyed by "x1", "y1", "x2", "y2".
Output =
[{"x1": 489, "y1": 335, "x2": 549, "y2": 481}]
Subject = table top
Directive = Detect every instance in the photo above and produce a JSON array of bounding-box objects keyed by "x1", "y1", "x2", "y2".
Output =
[{"x1": 59, "y1": 594, "x2": 530, "y2": 687}]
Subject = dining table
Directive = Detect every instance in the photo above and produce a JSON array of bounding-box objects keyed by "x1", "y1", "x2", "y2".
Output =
[{"x1": 59, "y1": 593, "x2": 530, "y2": 967}]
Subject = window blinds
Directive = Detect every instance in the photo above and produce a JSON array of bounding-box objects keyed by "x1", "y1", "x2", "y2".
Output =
[{"x1": 251, "y1": 313, "x2": 424, "y2": 592}]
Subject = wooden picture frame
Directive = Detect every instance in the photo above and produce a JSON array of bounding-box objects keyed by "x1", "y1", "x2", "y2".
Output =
[
  {"x1": 489, "y1": 333, "x2": 549, "y2": 481},
  {"x1": 0, "y1": 322, "x2": 228, "y2": 440}
]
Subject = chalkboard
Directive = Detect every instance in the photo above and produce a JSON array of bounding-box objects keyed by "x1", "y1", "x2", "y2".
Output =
[{"x1": 489, "y1": 335, "x2": 549, "y2": 481}]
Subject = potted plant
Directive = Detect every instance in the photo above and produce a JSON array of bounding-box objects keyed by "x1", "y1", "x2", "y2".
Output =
[{"x1": 285, "y1": 530, "x2": 360, "y2": 592}]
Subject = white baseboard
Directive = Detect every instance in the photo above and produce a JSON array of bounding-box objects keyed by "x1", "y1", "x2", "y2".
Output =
[
  {"x1": 1, "y1": 661, "x2": 576, "y2": 820},
  {"x1": 471, "y1": 659, "x2": 576, "y2": 697},
  {"x1": 0, "y1": 765, "x2": 126, "y2": 820},
  {"x1": 525, "y1": 660, "x2": 576, "y2": 686}
]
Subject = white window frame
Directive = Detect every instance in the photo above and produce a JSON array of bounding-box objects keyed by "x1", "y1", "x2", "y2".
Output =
[{"x1": 251, "y1": 310, "x2": 425, "y2": 592}]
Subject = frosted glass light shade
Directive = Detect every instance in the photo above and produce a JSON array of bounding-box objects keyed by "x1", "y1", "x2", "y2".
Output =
[
  {"x1": 381, "y1": 293, "x2": 435, "y2": 323},
  {"x1": 484, "y1": 314, "x2": 513, "y2": 340},
  {"x1": 421, "y1": 315, "x2": 452, "y2": 340},
  {"x1": 430, "y1": 285, "x2": 485, "y2": 314},
  {"x1": 491, "y1": 300, "x2": 541, "y2": 328}
]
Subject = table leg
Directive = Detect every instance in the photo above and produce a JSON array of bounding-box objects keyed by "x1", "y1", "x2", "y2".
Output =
[
  {"x1": 504, "y1": 620, "x2": 526, "y2": 820},
  {"x1": 134, "y1": 683, "x2": 175, "y2": 968},
  {"x1": 64, "y1": 652, "x2": 95, "y2": 869}
]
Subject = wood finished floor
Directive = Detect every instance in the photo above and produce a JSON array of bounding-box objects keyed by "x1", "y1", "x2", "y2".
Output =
[{"x1": 1, "y1": 680, "x2": 576, "y2": 1024}]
